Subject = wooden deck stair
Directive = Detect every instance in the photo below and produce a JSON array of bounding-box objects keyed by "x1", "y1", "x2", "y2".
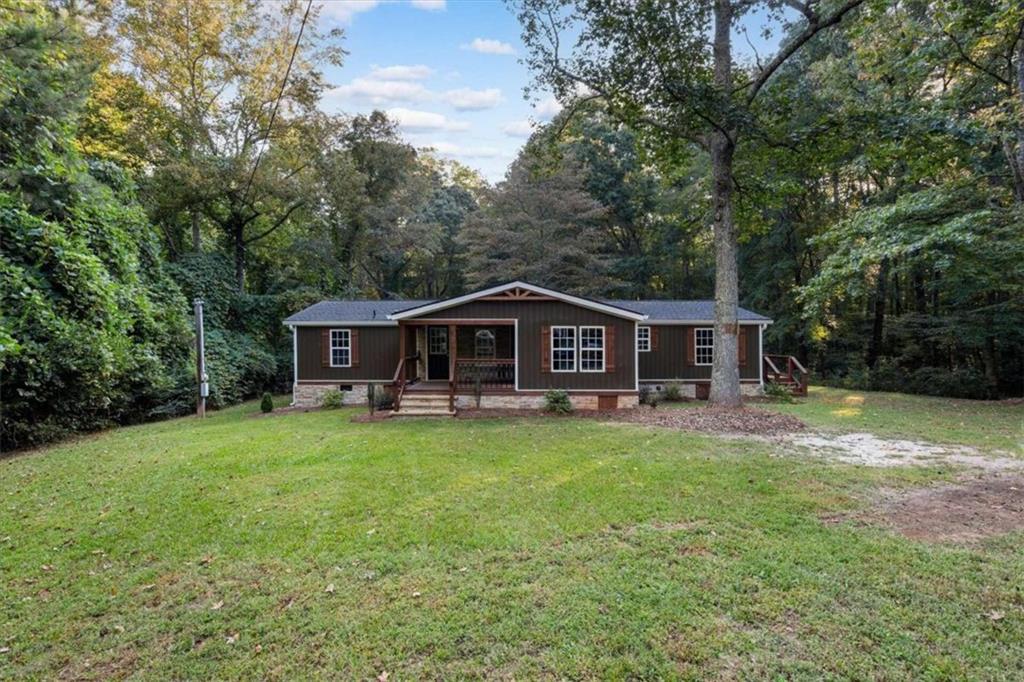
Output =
[{"x1": 763, "y1": 354, "x2": 809, "y2": 396}]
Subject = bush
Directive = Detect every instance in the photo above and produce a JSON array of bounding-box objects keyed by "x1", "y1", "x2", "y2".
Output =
[
  {"x1": 543, "y1": 389, "x2": 572, "y2": 414},
  {"x1": 374, "y1": 387, "x2": 394, "y2": 412},
  {"x1": 647, "y1": 393, "x2": 661, "y2": 409},
  {"x1": 762, "y1": 381, "x2": 795, "y2": 403},
  {"x1": 662, "y1": 383, "x2": 683, "y2": 402},
  {"x1": 638, "y1": 385, "x2": 651, "y2": 405},
  {"x1": 320, "y1": 389, "x2": 343, "y2": 409},
  {"x1": 260, "y1": 392, "x2": 274, "y2": 413}
]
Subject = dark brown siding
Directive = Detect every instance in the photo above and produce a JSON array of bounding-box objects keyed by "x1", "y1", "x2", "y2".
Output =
[
  {"x1": 638, "y1": 324, "x2": 761, "y2": 381},
  {"x1": 421, "y1": 300, "x2": 636, "y2": 390},
  {"x1": 296, "y1": 326, "x2": 399, "y2": 381}
]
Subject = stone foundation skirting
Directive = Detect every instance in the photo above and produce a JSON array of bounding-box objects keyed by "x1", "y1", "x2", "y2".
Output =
[
  {"x1": 293, "y1": 382, "x2": 371, "y2": 408},
  {"x1": 640, "y1": 381, "x2": 763, "y2": 399},
  {"x1": 454, "y1": 393, "x2": 639, "y2": 410}
]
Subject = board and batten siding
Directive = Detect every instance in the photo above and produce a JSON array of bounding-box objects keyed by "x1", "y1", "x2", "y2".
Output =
[
  {"x1": 638, "y1": 324, "x2": 762, "y2": 381},
  {"x1": 296, "y1": 325, "x2": 399, "y2": 381},
  {"x1": 420, "y1": 300, "x2": 637, "y2": 390}
]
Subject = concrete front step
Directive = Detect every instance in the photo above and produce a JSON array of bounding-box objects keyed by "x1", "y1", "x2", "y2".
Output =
[{"x1": 391, "y1": 408, "x2": 456, "y2": 417}]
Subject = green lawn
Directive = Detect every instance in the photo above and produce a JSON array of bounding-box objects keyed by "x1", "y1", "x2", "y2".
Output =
[
  {"x1": 764, "y1": 387, "x2": 1023, "y2": 454},
  {"x1": 1, "y1": 394, "x2": 1022, "y2": 679}
]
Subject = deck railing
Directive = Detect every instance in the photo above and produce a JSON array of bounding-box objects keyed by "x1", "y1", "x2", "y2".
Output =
[
  {"x1": 762, "y1": 354, "x2": 809, "y2": 396},
  {"x1": 390, "y1": 351, "x2": 420, "y2": 411},
  {"x1": 454, "y1": 358, "x2": 516, "y2": 389}
]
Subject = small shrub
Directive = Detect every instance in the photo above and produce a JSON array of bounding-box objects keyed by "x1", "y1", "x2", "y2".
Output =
[
  {"x1": 543, "y1": 389, "x2": 572, "y2": 414},
  {"x1": 367, "y1": 383, "x2": 376, "y2": 414},
  {"x1": 260, "y1": 392, "x2": 274, "y2": 413},
  {"x1": 374, "y1": 388, "x2": 394, "y2": 411},
  {"x1": 762, "y1": 381, "x2": 794, "y2": 403},
  {"x1": 662, "y1": 383, "x2": 683, "y2": 402},
  {"x1": 320, "y1": 389, "x2": 343, "y2": 409},
  {"x1": 473, "y1": 375, "x2": 483, "y2": 409},
  {"x1": 647, "y1": 393, "x2": 661, "y2": 409},
  {"x1": 638, "y1": 385, "x2": 652, "y2": 405}
]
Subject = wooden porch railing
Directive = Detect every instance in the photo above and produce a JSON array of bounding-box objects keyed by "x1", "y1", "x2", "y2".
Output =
[
  {"x1": 454, "y1": 359, "x2": 516, "y2": 389},
  {"x1": 391, "y1": 351, "x2": 420, "y2": 412},
  {"x1": 762, "y1": 354, "x2": 809, "y2": 396}
]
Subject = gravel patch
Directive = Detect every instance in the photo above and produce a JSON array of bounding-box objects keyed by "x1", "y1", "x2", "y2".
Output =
[{"x1": 782, "y1": 432, "x2": 1022, "y2": 472}]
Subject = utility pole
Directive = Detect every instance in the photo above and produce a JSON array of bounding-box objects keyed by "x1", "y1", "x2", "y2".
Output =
[{"x1": 194, "y1": 298, "x2": 208, "y2": 417}]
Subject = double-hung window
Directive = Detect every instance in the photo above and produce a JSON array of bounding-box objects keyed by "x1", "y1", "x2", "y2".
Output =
[
  {"x1": 551, "y1": 326, "x2": 576, "y2": 372},
  {"x1": 330, "y1": 329, "x2": 351, "y2": 367},
  {"x1": 694, "y1": 327, "x2": 714, "y2": 365},
  {"x1": 637, "y1": 326, "x2": 651, "y2": 352},
  {"x1": 579, "y1": 326, "x2": 605, "y2": 372}
]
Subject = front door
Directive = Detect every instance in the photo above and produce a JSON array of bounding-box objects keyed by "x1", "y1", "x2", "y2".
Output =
[{"x1": 427, "y1": 326, "x2": 449, "y2": 380}]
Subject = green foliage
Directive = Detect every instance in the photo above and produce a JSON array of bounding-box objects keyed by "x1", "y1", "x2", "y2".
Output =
[
  {"x1": 260, "y1": 392, "x2": 274, "y2": 413},
  {"x1": 543, "y1": 389, "x2": 572, "y2": 414},
  {"x1": 762, "y1": 382, "x2": 796, "y2": 403},
  {"x1": 661, "y1": 383, "x2": 683, "y2": 402},
  {"x1": 320, "y1": 389, "x2": 343, "y2": 410}
]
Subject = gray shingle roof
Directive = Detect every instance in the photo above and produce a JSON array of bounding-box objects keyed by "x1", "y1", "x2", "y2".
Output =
[
  {"x1": 284, "y1": 300, "x2": 434, "y2": 323},
  {"x1": 605, "y1": 300, "x2": 771, "y2": 322},
  {"x1": 285, "y1": 298, "x2": 770, "y2": 323}
]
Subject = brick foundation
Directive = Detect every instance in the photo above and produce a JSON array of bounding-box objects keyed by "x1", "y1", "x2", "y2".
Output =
[{"x1": 293, "y1": 382, "x2": 370, "y2": 408}]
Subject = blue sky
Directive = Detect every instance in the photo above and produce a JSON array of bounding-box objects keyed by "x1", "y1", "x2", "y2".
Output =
[{"x1": 314, "y1": 0, "x2": 785, "y2": 183}]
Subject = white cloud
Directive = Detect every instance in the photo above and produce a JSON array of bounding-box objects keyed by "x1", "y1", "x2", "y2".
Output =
[
  {"x1": 461, "y1": 38, "x2": 516, "y2": 55},
  {"x1": 319, "y1": 0, "x2": 379, "y2": 24},
  {"x1": 327, "y1": 77, "x2": 432, "y2": 105},
  {"x1": 368, "y1": 64, "x2": 433, "y2": 81},
  {"x1": 534, "y1": 95, "x2": 562, "y2": 119},
  {"x1": 444, "y1": 87, "x2": 503, "y2": 111},
  {"x1": 387, "y1": 107, "x2": 470, "y2": 132},
  {"x1": 410, "y1": 0, "x2": 446, "y2": 9},
  {"x1": 501, "y1": 119, "x2": 536, "y2": 137},
  {"x1": 427, "y1": 141, "x2": 504, "y2": 159}
]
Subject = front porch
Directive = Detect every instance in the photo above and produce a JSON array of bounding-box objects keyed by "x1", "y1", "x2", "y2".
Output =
[{"x1": 393, "y1": 320, "x2": 517, "y2": 412}]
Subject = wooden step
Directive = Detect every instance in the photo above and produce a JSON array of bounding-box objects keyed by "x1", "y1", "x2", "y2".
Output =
[{"x1": 391, "y1": 408, "x2": 456, "y2": 417}]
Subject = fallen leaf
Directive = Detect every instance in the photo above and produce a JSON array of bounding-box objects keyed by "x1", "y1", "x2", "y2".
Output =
[
  {"x1": 41, "y1": 564, "x2": 52, "y2": 572},
  {"x1": 226, "y1": 633, "x2": 239, "y2": 644},
  {"x1": 211, "y1": 600, "x2": 224, "y2": 611},
  {"x1": 377, "y1": 671, "x2": 389, "y2": 681},
  {"x1": 988, "y1": 611, "x2": 1005, "y2": 621},
  {"x1": 0, "y1": 647, "x2": 9, "y2": 654},
  {"x1": 412, "y1": 591, "x2": 421, "y2": 598},
  {"x1": 254, "y1": 644, "x2": 262, "y2": 654},
  {"x1": 325, "y1": 583, "x2": 335, "y2": 594}
]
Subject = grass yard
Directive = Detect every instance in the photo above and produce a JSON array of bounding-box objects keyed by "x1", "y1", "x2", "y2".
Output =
[{"x1": 1, "y1": 392, "x2": 1022, "y2": 679}]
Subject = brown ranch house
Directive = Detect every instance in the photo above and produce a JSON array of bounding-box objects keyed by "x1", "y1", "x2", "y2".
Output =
[{"x1": 283, "y1": 281, "x2": 806, "y2": 415}]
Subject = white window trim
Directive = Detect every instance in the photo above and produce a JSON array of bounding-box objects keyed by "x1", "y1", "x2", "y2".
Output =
[
  {"x1": 551, "y1": 325, "x2": 576, "y2": 373},
  {"x1": 637, "y1": 326, "x2": 651, "y2": 352},
  {"x1": 694, "y1": 327, "x2": 714, "y2": 366},
  {"x1": 579, "y1": 325, "x2": 606, "y2": 373},
  {"x1": 329, "y1": 328, "x2": 352, "y2": 368}
]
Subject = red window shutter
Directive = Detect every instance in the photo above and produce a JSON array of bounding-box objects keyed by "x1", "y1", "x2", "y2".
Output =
[
  {"x1": 685, "y1": 327, "x2": 696, "y2": 366},
  {"x1": 351, "y1": 329, "x2": 360, "y2": 367},
  {"x1": 651, "y1": 326, "x2": 659, "y2": 351},
  {"x1": 738, "y1": 326, "x2": 747, "y2": 367},
  {"x1": 321, "y1": 329, "x2": 330, "y2": 367},
  {"x1": 605, "y1": 325, "x2": 615, "y2": 372},
  {"x1": 541, "y1": 325, "x2": 551, "y2": 372}
]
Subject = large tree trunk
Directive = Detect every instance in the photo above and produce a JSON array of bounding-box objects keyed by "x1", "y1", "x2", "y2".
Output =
[
  {"x1": 708, "y1": 0, "x2": 741, "y2": 407},
  {"x1": 233, "y1": 218, "x2": 245, "y2": 293},
  {"x1": 191, "y1": 209, "x2": 201, "y2": 252},
  {"x1": 866, "y1": 257, "x2": 888, "y2": 369}
]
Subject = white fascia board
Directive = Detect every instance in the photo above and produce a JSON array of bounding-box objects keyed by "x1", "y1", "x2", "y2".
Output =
[
  {"x1": 644, "y1": 319, "x2": 774, "y2": 325},
  {"x1": 283, "y1": 320, "x2": 398, "y2": 327},
  {"x1": 387, "y1": 280, "x2": 648, "y2": 322}
]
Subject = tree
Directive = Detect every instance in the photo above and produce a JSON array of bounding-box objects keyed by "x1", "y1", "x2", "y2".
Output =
[
  {"x1": 461, "y1": 144, "x2": 612, "y2": 293},
  {"x1": 113, "y1": 0, "x2": 344, "y2": 288},
  {"x1": 514, "y1": 0, "x2": 866, "y2": 406}
]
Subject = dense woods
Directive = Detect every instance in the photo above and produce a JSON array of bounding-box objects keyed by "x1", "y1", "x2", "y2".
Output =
[{"x1": 2, "y1": 0, "x2": 1021, "y2": 447}]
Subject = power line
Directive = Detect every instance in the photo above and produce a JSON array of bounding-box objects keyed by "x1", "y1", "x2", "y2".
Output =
[{"x1": 239, "y1": 0, "x2": 313, "y2": 208}]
